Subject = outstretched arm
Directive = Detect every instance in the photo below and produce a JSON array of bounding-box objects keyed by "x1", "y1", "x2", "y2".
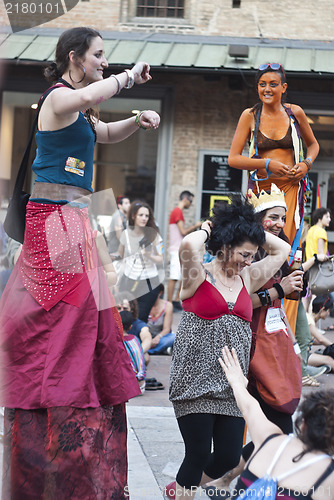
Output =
[
  {"x1": 96, "y1": 110, "x2": 160, "y2": 144},
  {"x1": 219, "y1": 346, "x2": 282, "y2": 447},
  {"x1": 50, "y1": 62, "x2": 152, "y2": 115},
  {"x1": 42, "y1": 62, "x2": 159, "y2": 142}
]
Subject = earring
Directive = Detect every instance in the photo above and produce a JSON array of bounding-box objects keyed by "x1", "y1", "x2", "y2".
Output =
[{"x1": 69, "y1": 64, "x2": 86, "y2": 84}]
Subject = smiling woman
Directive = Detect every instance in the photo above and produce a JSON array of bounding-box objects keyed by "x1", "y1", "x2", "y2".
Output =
[
  {"x1": 228, "y1": 63, "x2": 319, "y2": 331},
  {"x1": 167, "y1": 196, "x2": 290, "y2": 500},
  {"x1": 228, "y1": 64, "x2": 319, "y2": 245},
  {"x1": 0, "y1": 26, "x2": 160, "y2": 499}
]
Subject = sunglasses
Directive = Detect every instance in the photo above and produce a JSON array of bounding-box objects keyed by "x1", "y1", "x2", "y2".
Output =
[
  {"x1": 258, "y1": 63, "x2": 281, "y2": 71},
  {"x1": 258, "y1": 63, "x2": 285, "y2": 76},
  {"x1": 259, "y1": 63, "x2": 285, "y2": 76}
]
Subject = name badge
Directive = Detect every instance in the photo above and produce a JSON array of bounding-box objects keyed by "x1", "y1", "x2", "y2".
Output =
[
  {"x1": 265, "y1": 307, "x2": 288, "y2": 334},
  {"x1": 65, "y1": 157, "x2": 86, "y2": 177}
]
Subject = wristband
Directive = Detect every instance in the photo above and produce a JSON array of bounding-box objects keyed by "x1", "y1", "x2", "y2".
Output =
[
  {"x1": 136, "y1": 110, "x2": 147, "y2": 130},
  {"x1": 264, "y1": 288, "x2": 272, "y2": 306},
  {"x1": 109, "y1": 74, "x2": 121, "y2": 94},
  {"x1": 314, "y1": 253, "x2": 319, "y2": 264},
  {"x1": 273, "y1": 282, "x2": 285, "y2": 299},
  {"x1": 200, "y1": 228, "x2": 210, "y2": 243},
  {"x1": 293, "y1": 342, "x2": 301, "y2": 355},
  {"x1": 257, "y1": 290, "x2": 270, "y2": 306},
  {"x1": 124, "y1": 69, "x2": 135, "y2": 89},
  {"x1": 302, "y1": 157, "x2": 313, "y2": 171},
  {"x1": 265, "y1": 158, "x2": 271, "y2": 173}
]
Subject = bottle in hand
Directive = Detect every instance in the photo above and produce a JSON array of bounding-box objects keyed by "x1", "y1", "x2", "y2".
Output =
[{"x1": 286, "y1": 247, "x2": 303, "y2": 301}]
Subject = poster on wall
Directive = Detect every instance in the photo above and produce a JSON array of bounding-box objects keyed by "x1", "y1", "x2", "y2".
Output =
[{"x1": 197, "y1": 151, "x2": 243, "y2": 219}]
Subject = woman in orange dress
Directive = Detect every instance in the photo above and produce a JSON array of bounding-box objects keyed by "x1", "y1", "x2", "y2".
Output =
[{"x1": 228, "y1": 63, "x2": 319, "y2": 329}]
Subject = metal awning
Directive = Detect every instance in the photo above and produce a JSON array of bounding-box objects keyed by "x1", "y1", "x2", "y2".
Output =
[{"x1": 1, "y1": 30, "x2": 334, "y2": 74}]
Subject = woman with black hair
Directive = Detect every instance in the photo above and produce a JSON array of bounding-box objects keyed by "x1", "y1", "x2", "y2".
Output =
[
  {"x1": 0, "y1": 27, "x2": 159, "y2": 498},
  {"x1": 118, "y1": 200, "x2": 163, "y2": 322},
  {"x1": 219, "y1": 347, "x2": 334, "y2": 500},
  {"x1": 228, "y1": 63, "x2": 319, "y2": 247},
  {"x1": 166, "y1": 197, "x2": 290, "y2": 499},
  {"x1": 228, "y1": 63, "x2": 319, "y2": 333}
]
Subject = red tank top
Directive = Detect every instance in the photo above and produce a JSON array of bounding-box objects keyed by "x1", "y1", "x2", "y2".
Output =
[{"x1": 182, "y1": 278, "x2": 252, "y2": 322}]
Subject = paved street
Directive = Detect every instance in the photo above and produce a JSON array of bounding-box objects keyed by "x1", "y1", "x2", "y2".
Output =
[{"x1": 127, "y1": 311, "x2": 334, "y2": 499}]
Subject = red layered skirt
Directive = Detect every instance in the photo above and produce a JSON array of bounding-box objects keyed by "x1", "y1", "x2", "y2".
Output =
[{"x1": 0, "y1": 201, "x2": 139, "y2": 498}]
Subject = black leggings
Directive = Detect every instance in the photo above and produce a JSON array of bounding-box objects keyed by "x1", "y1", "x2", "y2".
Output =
[
  {"x1": 176, "y1": 413, "x2": 245, "y2": 490},
  {"x1": 241, "y1": 386, "x2": 293, "y2": 462}
]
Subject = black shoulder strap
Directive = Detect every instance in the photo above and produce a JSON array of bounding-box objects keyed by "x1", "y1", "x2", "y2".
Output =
[
  {"x1": 312, "y1": 459, "x2": 334, "y2": 492},
  {"x1": 12, "y1": 84, "x2": 66, "y2": 197},
  {"x1": 246, "y1": 433, "x2": 281, "y2": 470}
]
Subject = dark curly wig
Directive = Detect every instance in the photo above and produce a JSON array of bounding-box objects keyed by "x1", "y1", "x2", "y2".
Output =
[
  {"x1": 206, "y1": 196, "x2": 265, "y2": 256},
  {"x1": 294, "y1": 389, "x2": 334, "y2": 457}
]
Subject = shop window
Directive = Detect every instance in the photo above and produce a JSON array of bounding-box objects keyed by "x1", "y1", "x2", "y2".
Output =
[
  {"x1": 306, "y1": 114, "x2": 334, "y2": 158},
  {"x1": 136, "y1": 0, "x2": 185, "y2": 18}
]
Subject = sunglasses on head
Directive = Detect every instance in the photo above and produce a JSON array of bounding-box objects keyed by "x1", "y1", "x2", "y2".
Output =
[{"x1": 258, "y1": 63, "x2": 285, "y2": 75}]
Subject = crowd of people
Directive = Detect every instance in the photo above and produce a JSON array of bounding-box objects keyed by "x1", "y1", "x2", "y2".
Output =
[{"x1": 0, "y1": 27, "x2": 333, "y2": 499}]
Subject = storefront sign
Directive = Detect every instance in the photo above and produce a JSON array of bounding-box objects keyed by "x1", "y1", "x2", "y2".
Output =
[{"x1": 197, "y1": 151, "x2": 243, "y2": 219}]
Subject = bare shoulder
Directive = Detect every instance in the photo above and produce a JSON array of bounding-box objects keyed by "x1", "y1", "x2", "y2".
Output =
[
  {"x1": 48, "y1": 85, "x2": 73, "y2": 103},
  {"x1": 240, "y1": 107, "x2": 254, "y2": 122},
  {"x1": 289, "y1": 103, "x2": 306, "y2": 118}
]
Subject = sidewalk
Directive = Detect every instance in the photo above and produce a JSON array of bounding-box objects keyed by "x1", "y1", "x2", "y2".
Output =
[
  {"x1": 126, "y1": 313, "x2": 334, "y2": 499},
  {"x1": 126, "y1": 310, "x2": 184, "y2": 499},
  {"x1": 127, "y1": 396, "x2": 211, "y2": 500}
]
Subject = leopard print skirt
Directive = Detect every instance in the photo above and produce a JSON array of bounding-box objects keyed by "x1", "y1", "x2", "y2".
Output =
[{"x1": 169, "y1": 308, "x2": 252, "y2": 419}]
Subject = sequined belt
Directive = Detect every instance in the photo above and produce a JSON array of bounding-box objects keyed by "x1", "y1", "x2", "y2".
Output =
[{"x1": 31, "y1": 182, "x2": 91, "y2": 203}]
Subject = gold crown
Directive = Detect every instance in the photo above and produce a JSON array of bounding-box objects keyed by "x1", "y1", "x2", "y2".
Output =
[{"x1": 247, "y1": 184, "x2": 287, "y2": 213}]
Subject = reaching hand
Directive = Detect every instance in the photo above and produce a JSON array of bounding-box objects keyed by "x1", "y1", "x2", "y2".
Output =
[
  {"x1": 131, "y1": 62, "x2": 152, "y2": 84},
  {"x1": 218, "y1": 346, "x2": 248, "y2": 389}
]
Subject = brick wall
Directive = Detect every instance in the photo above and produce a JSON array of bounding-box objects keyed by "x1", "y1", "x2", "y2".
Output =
[
  {"x1": 150, "y1": 72, "x2": 251, "y2": 222},
  {"x1": 1, "y1": 0, "x2": 334, "y2": 40}
]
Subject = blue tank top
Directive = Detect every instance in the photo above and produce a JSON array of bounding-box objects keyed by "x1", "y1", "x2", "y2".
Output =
[{"x1": 32, "y1": 112, "x2": 95, "y2": 192}]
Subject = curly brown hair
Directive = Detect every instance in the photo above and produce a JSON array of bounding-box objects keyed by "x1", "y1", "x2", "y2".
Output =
[{"x1": 294, "y1": 389, "x2": 334, "y2": 456}]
